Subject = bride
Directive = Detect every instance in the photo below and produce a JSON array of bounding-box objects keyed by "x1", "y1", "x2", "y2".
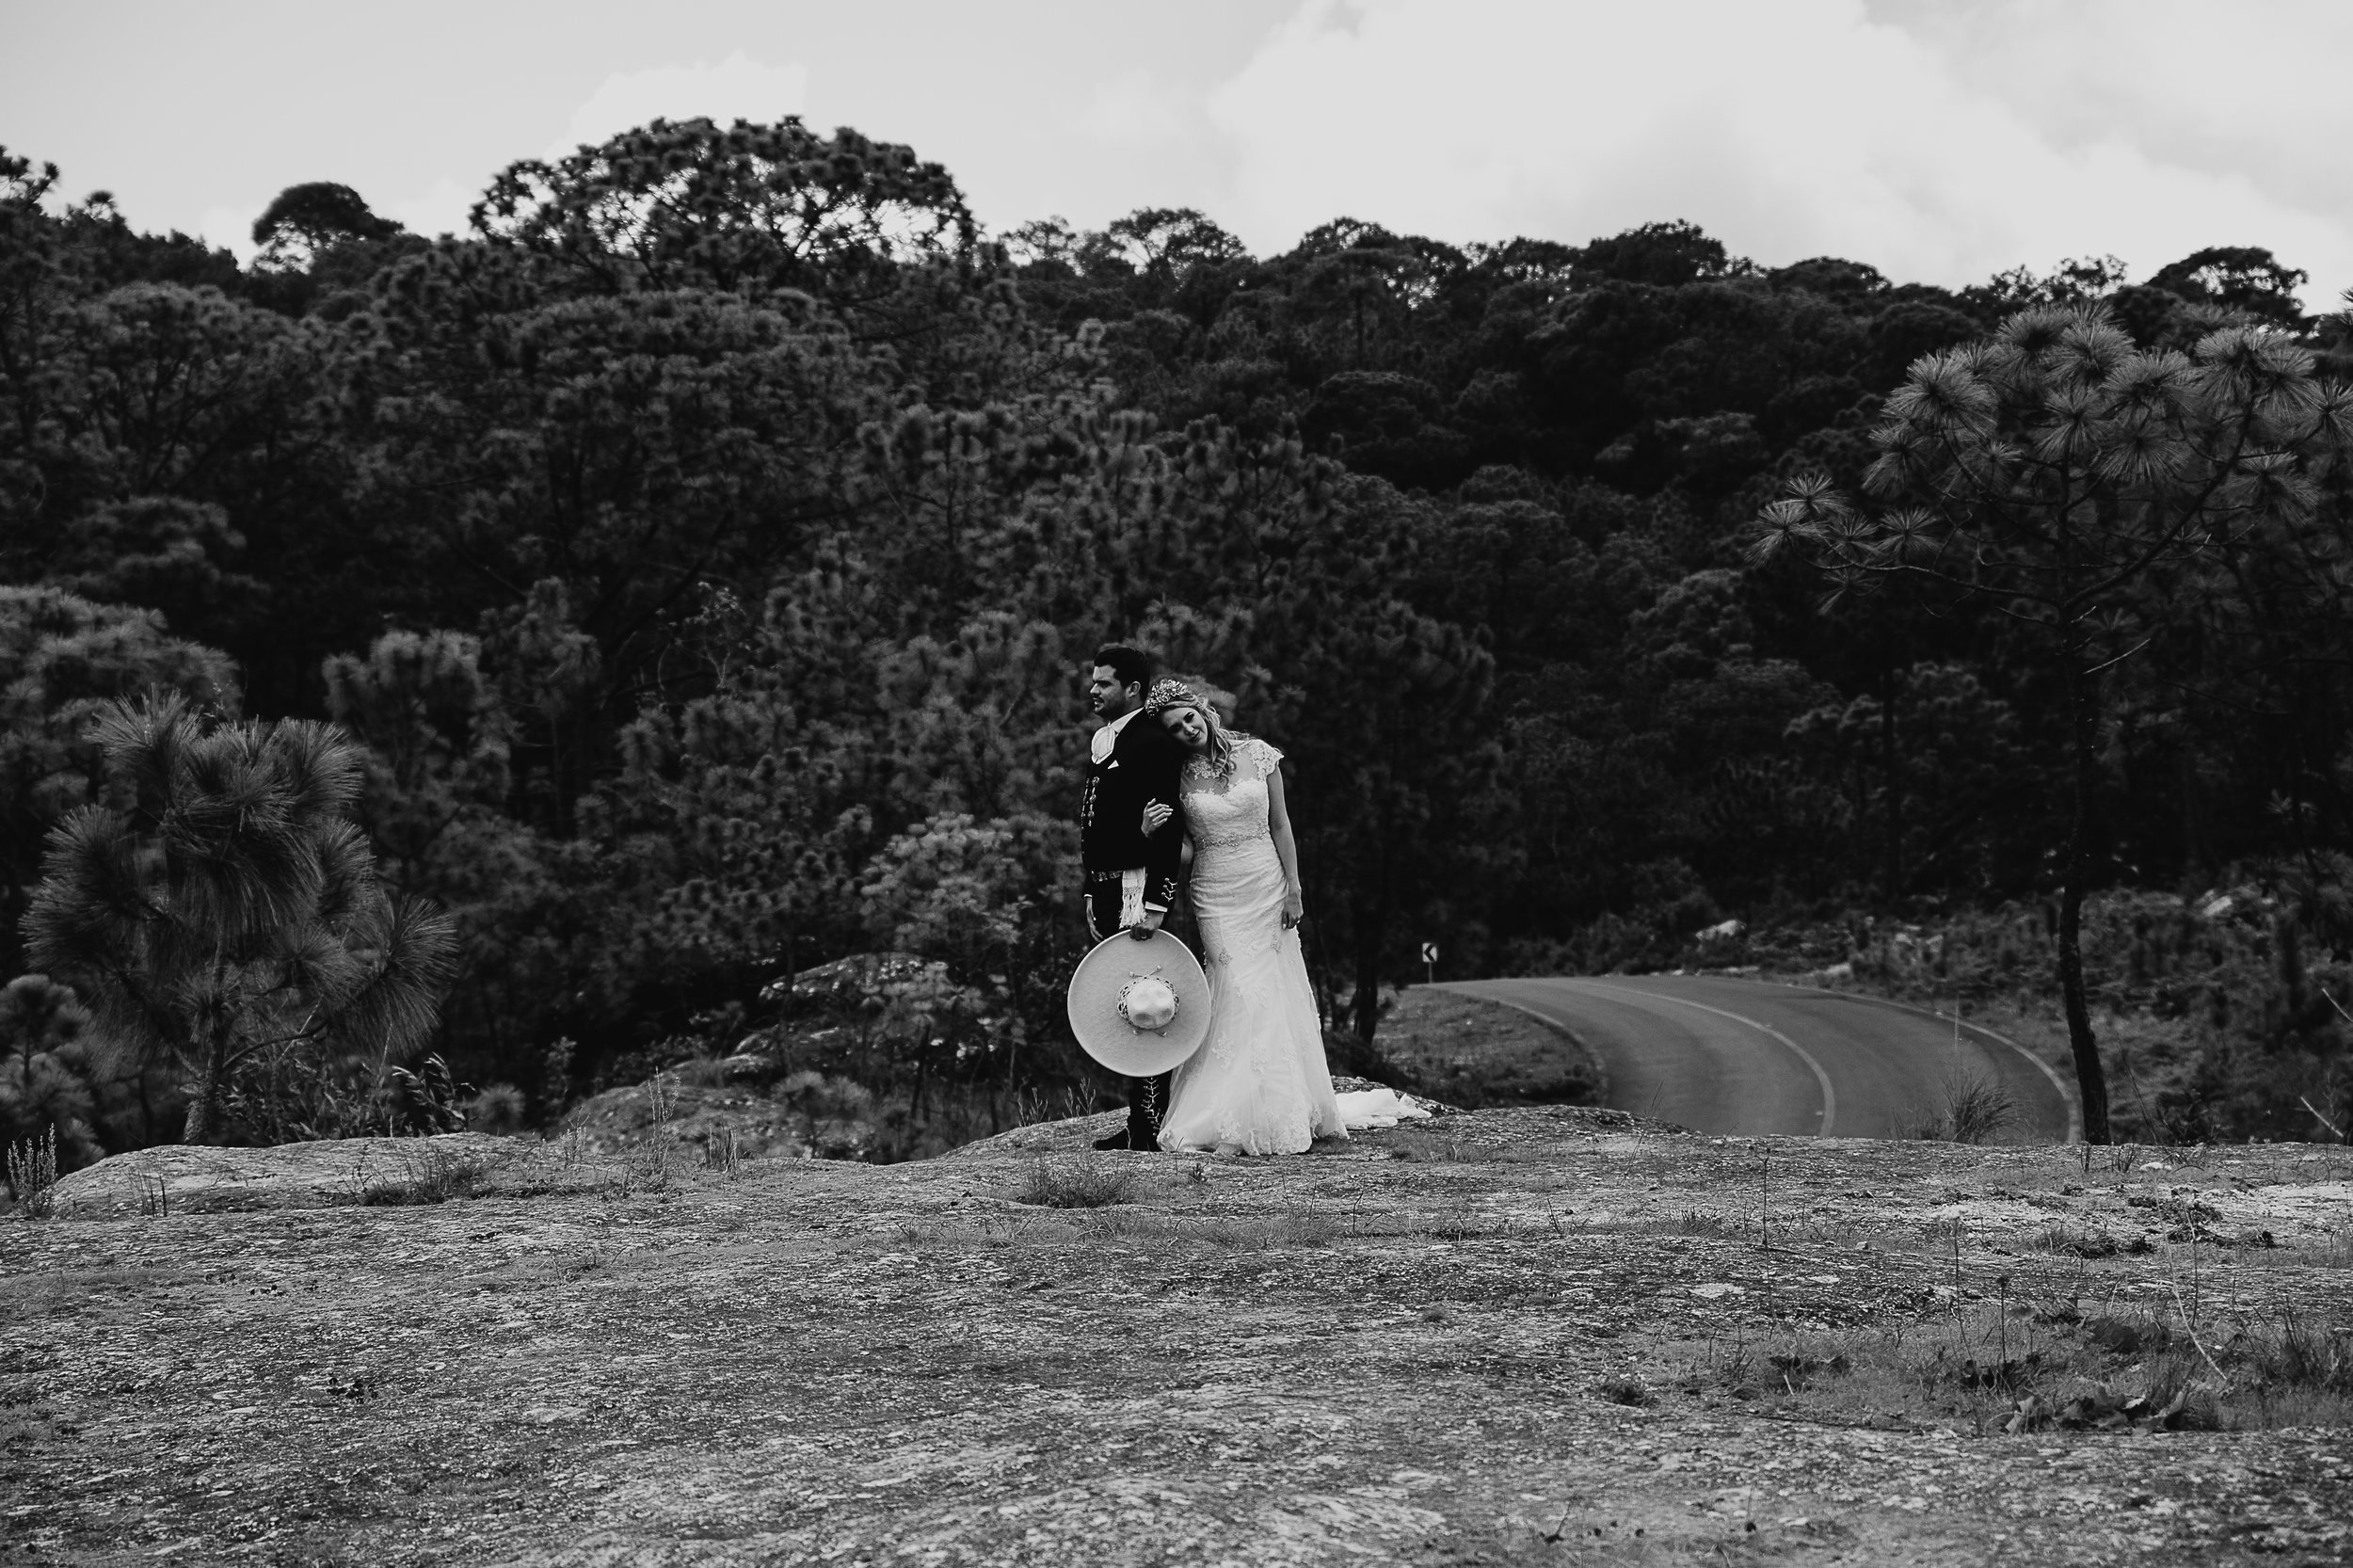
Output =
[{"x1": 1138, "y1": 680, "x2": 1348, "y2": 1155}]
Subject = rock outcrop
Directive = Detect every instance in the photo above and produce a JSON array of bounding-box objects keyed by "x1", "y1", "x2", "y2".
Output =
[{"x1": 45, "y1": 1131, "x2": 510, "y2": 1217}]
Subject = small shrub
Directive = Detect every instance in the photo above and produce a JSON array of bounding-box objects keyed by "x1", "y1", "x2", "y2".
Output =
[
  {"x1": 1595, "y1": 1376, "x2": 1655, "y2": 1407},
  {"x1": 1911, "y1": 1068, "x2": 2019, "y2": 1143},
  {"x1": 2084, "y1": 1315, "x2": 2171, "y2": 1356},
  {"x1": 1674, "y1": 1338, "x2": 1756, "y2": 1399},
  {"x1": 2240, "y1": 1312, "x2": 2353, "y2": 1397},
  {"x1": 2034, "y1": 1224, "x2": 2121, "y2": 1258},
  {"x1": 1673, "y1": 1208, "x2": 1745, "y2": 1239},
  {"x1": 663, "y1": 1054, "x2": 738, "y2": 1088},
  {"x1": 2137, "y1": 1351, "x2": 2221, "y2": 1430},
  {"x1": 465, "y1": 1084, "x2": 527, "y2": 1133},
  {"x1": 1946, "y1": 1352, "x2": 2044, "y2": 1399},
  {"x1": 1009, "y1": 1084, "x2": 1100, "y2": 1128},
  {"x1": 1768, "y1": 1351, "x2": 1851, "y2": 1392},
  {"x1": 360, "y1": 1147, "x2": 486, "y2": 1206},
  {"x1": 1945, "y1": 1069, "x2": 2018, "y2": 1144},
  {"x1": 5, "y1": 1126, "x2": 58, "y2": 1218},
  {"x1": 2004, "y1": 1375, "x2": 2211, "y2": 1433},
  {"x1": 1015, "y1": 1157, "x2": 1136, "y2": 1209},
  {"x1": 378, "y1": 1053, "x2": 472, "y2": 1135}
]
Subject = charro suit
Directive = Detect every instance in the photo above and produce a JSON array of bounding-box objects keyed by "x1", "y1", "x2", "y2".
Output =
[
  {"x1": 1080, "y1": 708, "x2": 1186, "y2": 933},
  {"x1": 1078, "y1": 707, "x2": 1187, "y2": 1144}
]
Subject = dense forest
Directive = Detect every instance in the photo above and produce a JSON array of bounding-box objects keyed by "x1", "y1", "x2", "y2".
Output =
[{"x1": 4, "y1": 117, "x2": 2350, "y2": 1166}]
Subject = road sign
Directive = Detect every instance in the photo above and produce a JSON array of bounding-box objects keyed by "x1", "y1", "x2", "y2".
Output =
[{"x1": 1421, "y1": 942, "x2": 1438, "y2": 964}]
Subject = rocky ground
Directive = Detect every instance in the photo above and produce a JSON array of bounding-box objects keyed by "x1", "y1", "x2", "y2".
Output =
[{"x1": 4, "y1": 1102, "x2": 2350, "y2": 1565}]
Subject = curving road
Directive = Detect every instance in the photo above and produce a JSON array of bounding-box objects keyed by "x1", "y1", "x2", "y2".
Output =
[{"x1": 1440, "y1": 974, "x2": 2078, "y2": 1143}]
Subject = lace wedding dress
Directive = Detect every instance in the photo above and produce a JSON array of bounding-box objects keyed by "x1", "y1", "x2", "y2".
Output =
[{"x1": 1157, "y1": 738, "x2": 1348, "y2": 1155}]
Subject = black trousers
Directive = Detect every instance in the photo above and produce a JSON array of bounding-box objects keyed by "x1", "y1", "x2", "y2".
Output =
[{"x1": 1083, "y1": 872, "x2": 1175, "y2": 1145}]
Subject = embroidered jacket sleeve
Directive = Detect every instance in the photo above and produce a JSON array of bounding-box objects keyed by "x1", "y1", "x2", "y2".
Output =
[{"x1": 1128, "y1": 724, "x2": 1186, "y2": 911}]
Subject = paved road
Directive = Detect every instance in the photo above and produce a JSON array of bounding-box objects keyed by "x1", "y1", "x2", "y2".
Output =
[{"x1": 1440, "y1": 975, "x2": 2077, "y2": 1143}]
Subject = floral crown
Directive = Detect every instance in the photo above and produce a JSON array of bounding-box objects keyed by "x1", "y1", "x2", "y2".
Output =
[{"x1": 1143, "y1": 678, "x2": 1204, "y2": 715}]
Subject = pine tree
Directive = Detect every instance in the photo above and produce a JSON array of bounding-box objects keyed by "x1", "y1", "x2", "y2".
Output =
[
  {"x1": 1752, "y1": 306, "x2": 2353, "y2": 1142},
  {"x1": 24, "y1": 696, "x2": 456, "y2": 1143}
]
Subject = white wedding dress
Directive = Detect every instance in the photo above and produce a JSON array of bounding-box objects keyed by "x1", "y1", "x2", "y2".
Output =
[{"x1": 1157, "y1": 738, "x2": 1349, "y2": 1155}]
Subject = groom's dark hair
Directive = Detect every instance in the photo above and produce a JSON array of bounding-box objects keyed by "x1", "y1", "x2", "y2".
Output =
[{"x1": 1093, "y1": 642, "x2": 1155, "y2": 693}]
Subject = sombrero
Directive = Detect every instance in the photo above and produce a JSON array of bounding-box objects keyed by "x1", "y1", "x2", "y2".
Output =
[{"x1": 1065, "y1": 928, "x2": 1213, "y2": 1077}]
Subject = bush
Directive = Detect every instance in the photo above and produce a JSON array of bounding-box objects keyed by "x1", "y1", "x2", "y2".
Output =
[
  {"x1": 358, "y1": 1145, "x2": 488, "y2": 1206},
  {"x1": 0, "y1": 976, "x2": 104, "y2": 1171},
  {"x1": 465, "y1": 1084, "x2": 527, "y2": 1133},
  {"x1": 1945, "y1": 1068, "x2": 2017, "y2": 1144},
  {"x1": 5, "y1": 1126, "x2": 58, "y2": 1218}
]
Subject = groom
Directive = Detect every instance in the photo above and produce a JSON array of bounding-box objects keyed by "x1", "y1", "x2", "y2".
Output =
[{"x1": 1078, "y1": 642, "x2": 1186, "y2": 1151}]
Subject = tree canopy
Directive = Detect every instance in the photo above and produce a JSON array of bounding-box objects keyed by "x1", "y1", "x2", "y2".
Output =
[{"x1": 4, "y1": 123, "x2": 2351, "y2": 1156}]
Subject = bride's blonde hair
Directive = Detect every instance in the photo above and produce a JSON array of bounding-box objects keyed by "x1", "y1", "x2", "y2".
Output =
[{"x1": 1144, "y1": 677, "x2": 1251, "y2": 779}]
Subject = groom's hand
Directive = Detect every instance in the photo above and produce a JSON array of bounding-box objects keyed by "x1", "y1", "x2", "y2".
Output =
[{"x1": 1126, "y1": 908, "x2": 1165, "y2": 940}]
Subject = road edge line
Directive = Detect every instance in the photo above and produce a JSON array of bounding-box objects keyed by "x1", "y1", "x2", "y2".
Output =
[
  {"x1": 1757, "y1": 980, "x2": 2083, "y2": 1144},
  {"x1": 1568, "y1": 979, "x2": 1839, "y2": 1139}
]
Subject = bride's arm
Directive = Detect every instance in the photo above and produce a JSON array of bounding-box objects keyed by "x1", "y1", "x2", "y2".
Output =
[{"x1": 1266, "y1": 764, "x2": 1305, "y2": 929}]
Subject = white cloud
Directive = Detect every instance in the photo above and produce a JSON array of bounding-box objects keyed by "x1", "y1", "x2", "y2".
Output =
[
  {"x1": 182, "y1": 52, "x2": 811, "y2": 258},
  {"x1": 1079, "y1": 71, "x2": 1196, "y2": 149},
  {"x1": 1204, "y1": 0, "x2": 2353, "y2": 304},
  {"x1": 383, "y1": 176, "x2": 478, "y2": 242},
  {"x1": 550, "y1": 50, "x2": 809, "y2": 160},
  {"x1": 1866, "y1": 0, "x2": 2353, "y2": 218},
  {"x1": 197, "y1": 202, "x2": 263, "y2": 263}
]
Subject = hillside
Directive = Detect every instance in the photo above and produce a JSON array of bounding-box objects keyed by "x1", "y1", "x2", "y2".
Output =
[{"x1": 5, "y1": 1107, "x2": 2350, "y2": 1565}]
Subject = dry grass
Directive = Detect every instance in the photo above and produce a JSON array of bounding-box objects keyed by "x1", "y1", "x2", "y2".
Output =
[
  {"x1": 1384, "y1": 1130, "x2": 1509, "y2": 1162},
  {"x1": 2032, "y1": 1224, "x2": 2146, "y2": 1259},
  {"x1": 1905, "y1": 1067, "x2": 2019, "y2": 1144},
  {"x1": 0, "y1": 1263, "x2": 174, "y2": 1320},
  {"x1": 1575, "y1": 1208, "x2": 1752, "y2": 1241},
  {"x1": 356, "y1": 1145, "x2": 492, "y2": 1206},
  {"x1": 1082, "y1": 1208, "x2": 1346, "y2": 1248},
  {"x1": 6, "y1": 1126, "x2": 59, "y2": 1219},
  {"x1": 1593, "y1": 1375, "x2": 1657, "y2": 1407},
  {"x1": 1644, "y1": 1273, "x2": 2353, "y2": 1437},
  {"x1": 1014, "y1": 1156, "x2": 1138, "y2": 1208},
  {"x1": 1380, "y1": 1129, "x2": 1575, "y2": 1164}
]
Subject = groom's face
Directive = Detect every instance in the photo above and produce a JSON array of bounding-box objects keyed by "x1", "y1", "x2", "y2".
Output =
[{"x1": 1088, "y1": 664, "x2": 1141, "y2": 719}]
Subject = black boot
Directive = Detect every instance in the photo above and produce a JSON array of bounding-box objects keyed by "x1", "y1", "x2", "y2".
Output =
[{"x1": 1124, "y1": 1071, "x2": 1173, "y2": 1151}]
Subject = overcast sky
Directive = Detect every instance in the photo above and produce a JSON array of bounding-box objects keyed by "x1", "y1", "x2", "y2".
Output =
[{"x1": 8, "y1": 0, "x2": 2349, "y2": 305}]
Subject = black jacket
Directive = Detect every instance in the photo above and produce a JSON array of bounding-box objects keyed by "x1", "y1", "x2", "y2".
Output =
[{"x1": 1079, "y1": 712, "x2": 1185, "y2": 909}]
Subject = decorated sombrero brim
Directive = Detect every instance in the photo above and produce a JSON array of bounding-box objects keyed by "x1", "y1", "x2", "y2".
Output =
[{"x1": 1065, "y1": 929, "x2": 1213, "y2": 1077}]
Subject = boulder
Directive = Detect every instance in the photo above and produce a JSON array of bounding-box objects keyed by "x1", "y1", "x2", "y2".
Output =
[
  {"x1": 46, "y1": 1132, "x2": 511, "y2": 1217},
  {"x1": 557, "y1": 1076, "x2": 872, "y2": 1161}
]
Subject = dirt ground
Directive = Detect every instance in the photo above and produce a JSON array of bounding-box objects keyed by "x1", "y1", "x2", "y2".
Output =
[{"x1": 5, "y1": 1105, "x2": 2351, "y2": 1566}]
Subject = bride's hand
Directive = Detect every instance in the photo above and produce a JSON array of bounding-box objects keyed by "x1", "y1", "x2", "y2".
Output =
[
  {"x1": 1141, "y1": 799, "x2": 1174, "y2": 835},
  {"x1": 1281, "y1": 889, "x2": 1305, "y2": 929}
]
